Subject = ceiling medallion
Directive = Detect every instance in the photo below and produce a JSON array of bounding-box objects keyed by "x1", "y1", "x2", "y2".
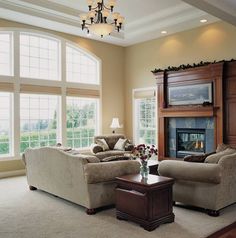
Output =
[{"x1": 80, "y1": 0, "x2": 124, "y2": 38}]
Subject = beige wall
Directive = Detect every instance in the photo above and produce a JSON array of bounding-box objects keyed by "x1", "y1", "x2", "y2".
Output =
[
  {"x1": 0, "y1": 19, "x2": 125, "y2": 172},
  {"x1": 124, "y1": 21, "x2": 236, "y2": 139}
]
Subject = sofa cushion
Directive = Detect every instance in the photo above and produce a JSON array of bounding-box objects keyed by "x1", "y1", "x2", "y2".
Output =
[
  {"x1": 95, "y1": 150, "x2": 125, "y2": 160},
  {"x1": 205, "y1": 148, "x2": 236, "y2": 164},
  {"x1": 114, "y1": 138, "x2": 128, "y2": 151},
  {"x1": 96, "y1": 139, "x2": 109, "y2": 151},
  {"x1": 84, "y1": 160, "x2": 140, "y2": 184}
]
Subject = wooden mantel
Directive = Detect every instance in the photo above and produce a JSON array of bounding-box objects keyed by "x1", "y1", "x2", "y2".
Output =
[{"x1": 153, "y1": 63, "x2": 224, "y2": 160}]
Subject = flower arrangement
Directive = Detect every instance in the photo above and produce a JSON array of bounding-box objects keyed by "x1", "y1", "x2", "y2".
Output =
[
  {"x1": 132, "y1": 144, "x2": 158, "y2": 161},
  {"x1": 132, "y1": 144, "x2": 158, "y2": 177}
]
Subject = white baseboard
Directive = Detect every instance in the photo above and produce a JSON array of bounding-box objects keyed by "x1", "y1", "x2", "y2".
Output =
[{"x1": 0, "y1": 169, "x2": 26, "y2": 179}]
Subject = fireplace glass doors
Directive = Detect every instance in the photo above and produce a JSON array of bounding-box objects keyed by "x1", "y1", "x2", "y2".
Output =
[{"x1": 176, "y1": 128, "x2": 205, "y2": 158}]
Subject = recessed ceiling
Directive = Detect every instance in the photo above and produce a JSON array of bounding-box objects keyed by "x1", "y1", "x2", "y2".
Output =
[{"x1": 0, "y1": 0, "x2": 232, "y2": 46}]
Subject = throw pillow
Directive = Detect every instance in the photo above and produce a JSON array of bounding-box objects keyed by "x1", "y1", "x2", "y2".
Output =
[
  {"x1": 96, "y1": 139, "x2": 110, "y2": 151},
  {"x1": 114, "y1": 138, "x2": 128, "y2": 151},
  {"x1": 101, "y1": 155, "x2": 130, "y2": 162},
  {"x1": 216, "y1": 143, "x2": 231, "y2": 153},
  {"x1": 184, "y1": 154, "x2": 207, "y2": 163},
  {"x1": 183, "y1": 152, "x2": 215, "y2": 163},
  {"x1": 205, "y1": 148, "x2": 236, "y2": 164},
  {"x1": 91, "y1": 144, "x2": 103, "y2": 154}
]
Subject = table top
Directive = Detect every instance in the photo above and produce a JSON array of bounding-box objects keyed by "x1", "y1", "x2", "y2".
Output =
[{"x1": 116, "y1": 174, "x2": 174, "y2": 187}]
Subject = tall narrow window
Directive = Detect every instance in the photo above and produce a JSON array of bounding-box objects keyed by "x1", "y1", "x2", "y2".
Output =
[
  {"x1": 134, "y1": 90, "x2": 156, "y2": 145},
  {"x1": 66, "y1": 97, "x2": 98, "y2": 148},
  {"x1": 0, "y1": 33, "x2": 13, "y2": 76},
  {"x1": 66, "y1": 44, "x2": 98, "y2": 84},
  {"x1": 0, "y1": 92, "x2": 12, "y2": 157},
  {"x1": 20, "y1": 33, "x2": 60, "y2": 80},
  {"x1": 20, "y1": 94, "x2": 60, "y2": 153}
]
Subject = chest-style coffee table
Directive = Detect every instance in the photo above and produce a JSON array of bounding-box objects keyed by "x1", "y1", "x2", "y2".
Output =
[{"x1": 116, "y1": 174, "x2": 174, "y2": 231}]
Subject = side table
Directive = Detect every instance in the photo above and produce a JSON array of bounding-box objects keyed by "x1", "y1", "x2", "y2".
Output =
[{"x1": 116, "y1": 174, "x2": 174, "y2": 231}]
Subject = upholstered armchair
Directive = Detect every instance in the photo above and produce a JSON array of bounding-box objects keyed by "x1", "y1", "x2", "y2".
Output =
[{"x1": 158, "y1": 150, "x2": 236, "y2": 216}]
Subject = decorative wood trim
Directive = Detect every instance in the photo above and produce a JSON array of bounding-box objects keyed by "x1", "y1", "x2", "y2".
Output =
[{"x1": 159, "y1": 106, "x2": 219, "y2": 118}]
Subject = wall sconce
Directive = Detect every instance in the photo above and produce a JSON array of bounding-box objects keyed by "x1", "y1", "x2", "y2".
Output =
[{"x1": 110, "y1": 118, "x2": 122, "y2": 133}]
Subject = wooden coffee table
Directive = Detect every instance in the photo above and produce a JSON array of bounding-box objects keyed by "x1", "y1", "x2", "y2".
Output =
[{"x1": 116, "y1": 174, "x2": 174, "y2": 231}]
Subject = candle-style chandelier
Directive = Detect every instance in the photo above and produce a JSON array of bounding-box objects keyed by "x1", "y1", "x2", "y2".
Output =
[{"x1": 80, "y1": 0, "x2": 124, "y2": 38}]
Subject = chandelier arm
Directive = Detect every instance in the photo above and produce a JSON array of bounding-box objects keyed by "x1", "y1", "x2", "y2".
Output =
[{"x1": 103, "y1": 5, "x2": 112, "y2": 11}]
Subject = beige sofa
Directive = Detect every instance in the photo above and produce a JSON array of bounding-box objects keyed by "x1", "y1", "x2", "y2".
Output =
[
  {"x1": 22, "y1": 147, "x2": 140, "y2": 214},
  {"x1": 158, "y1": 150, "x2": 236, "y2": 216},
  {"x1": 91, "y1": 134, "x2": 134, "y2": 161}
]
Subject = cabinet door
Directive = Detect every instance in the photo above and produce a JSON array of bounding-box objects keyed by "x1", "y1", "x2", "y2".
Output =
[{"x1": 116, "y1": 188, "x2": 148, "y2": 219}]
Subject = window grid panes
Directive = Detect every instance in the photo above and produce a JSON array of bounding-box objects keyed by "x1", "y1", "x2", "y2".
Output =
[
  {"x1": 20, "y1": 33, "x2": 60, "y2": 80},
  {"x1": 0, "y1": 33, "x2": 12, "y2": 76},
  {"x1": 135, "y1": 97, "x2": 156, "y2": 145},
  {"x1": 66, "y1": 97, "x2": 98, "y2": 148},
  {"x1": 20, "y1": 94, "x2": 60, "y2": 153},
  {"x1": 66, "y1": 44, "x2": 98, "y2": 84},
  {"x1": 0, "y1": 92, "x2": 12, "y2": 157}
]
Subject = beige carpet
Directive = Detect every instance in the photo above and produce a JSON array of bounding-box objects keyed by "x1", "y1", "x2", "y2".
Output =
[{"x1": 0, "y1": 176, "x2": 236, "y2": 238}]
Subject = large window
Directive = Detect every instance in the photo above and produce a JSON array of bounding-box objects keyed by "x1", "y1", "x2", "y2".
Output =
[
  {"x1": 20, "y1": 33, "x2": 60, "y2": 80},
  {"x1": 0, "y1": 29, "x2": 100, "y2": 159},
  {"x1": 0, "y1": 33, "x2": 13, "y2": 76},
  {"x1": 66, "y1": 97, "x2": 98, "y2": 148},
  {"x1": 134, "y1": 90, "x2": 156, "y2": 145},
  {"x1": 20, "y1": 94, "x2": 60, "y2": 153},
  {"x1": 66, "y1": 44, "x2": 98, "y2": 84},
  {"x1": 0, "y1": 92, "x2": 12, "y2": 156}
]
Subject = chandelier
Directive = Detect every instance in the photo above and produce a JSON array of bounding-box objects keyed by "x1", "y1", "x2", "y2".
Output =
[{"x1": 80, "y1": 0, "x2": 124, "y2": 38}]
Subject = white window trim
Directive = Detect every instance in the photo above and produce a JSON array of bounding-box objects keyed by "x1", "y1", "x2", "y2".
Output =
[
  {"x1": 0, "y1": 27, "x2": 102, "y2": 161},
  {"x1": 132, "y1": 87, "x2": 157, "y2": 145}
]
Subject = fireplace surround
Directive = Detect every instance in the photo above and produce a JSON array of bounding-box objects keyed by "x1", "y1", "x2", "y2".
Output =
[{"x1": 154, "y1": 63, "x2": 224, "y2": 160}]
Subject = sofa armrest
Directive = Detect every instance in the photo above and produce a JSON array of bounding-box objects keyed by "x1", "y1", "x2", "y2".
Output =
[
  {"x1": 218, "y1": 153, "x2": 236, "y2": 172},
  {"x1": 158, "y1": 160, "x2": 221, "y2": 184},
  {"x1": 84, "y1": 160, "x2": 140, "y2": 184},
  {"x1": 90, "y1": 143, "x2": 103, "y2": 154}
]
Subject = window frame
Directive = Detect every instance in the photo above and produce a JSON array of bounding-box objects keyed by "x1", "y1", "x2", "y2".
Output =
[
  {"x1": 0, "y1": 31, "x2": 14, "y2": 77},
  {"x1": 133, "y1": 87, "x2": 157, "y2": 146},
  {"x1": 0, "y1": 28, "x2": 101, "y2": 161},
  {"x1": 66, "y1": 96, "x2": 99, "y2": 149},
  {"x1": 0, "y1": 92, "x2": 14, "y2": 158}
]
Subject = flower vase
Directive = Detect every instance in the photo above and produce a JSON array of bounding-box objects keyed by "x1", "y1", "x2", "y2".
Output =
[{"x1": 140, "y1": 160, "x2": 149, "y2": 178}]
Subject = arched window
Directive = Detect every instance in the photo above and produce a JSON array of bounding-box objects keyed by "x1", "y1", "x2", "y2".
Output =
[{"x1": 66, "y1": 44, "x2": 99, "y2": 84}]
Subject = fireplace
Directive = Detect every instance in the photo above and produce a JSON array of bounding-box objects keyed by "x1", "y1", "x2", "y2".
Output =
[{"x1": 176, "y1": 128, "x2": 206, "y2": 158}]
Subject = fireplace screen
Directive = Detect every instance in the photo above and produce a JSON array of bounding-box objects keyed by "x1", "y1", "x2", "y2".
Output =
[{"x1": 176, "y1": 128, "x2": 206, "y2": 158}]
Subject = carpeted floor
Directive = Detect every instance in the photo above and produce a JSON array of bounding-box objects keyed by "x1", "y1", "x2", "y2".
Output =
[{"x1": 0, "y1": 176, "x2": 236, "y2": 238}]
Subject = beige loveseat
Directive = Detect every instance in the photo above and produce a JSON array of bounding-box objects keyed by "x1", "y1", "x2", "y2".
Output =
[
  {"x1": 22, "y1": 147, "x2": 139, "y2": 214},
  {"x1": 90, "y1": 134, "x2": 134, "y2": 161},
  {"x1": 158, "y1": 149, "x2": 236, "y2": 216}
]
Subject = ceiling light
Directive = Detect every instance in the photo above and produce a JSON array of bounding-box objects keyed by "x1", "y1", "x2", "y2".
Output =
[
  {"x1": 200, "y1": 19, "x2": 207, "y2": 23},
  {"x1": 80, "y1": 0, "x2": 124, "y2": 38},
  {"x1": 161, "y1": 31, "x2": 167, "y2": 34}
]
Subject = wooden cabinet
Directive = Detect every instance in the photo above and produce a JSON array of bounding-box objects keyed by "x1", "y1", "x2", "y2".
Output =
[{"x1": 116, "y1": 174, "x2": 174, "y2": 231}]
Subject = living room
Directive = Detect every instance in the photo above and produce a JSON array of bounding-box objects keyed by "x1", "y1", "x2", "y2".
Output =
[{"x1": 0, "y1": 0, "x2": 236, "y2": 237}]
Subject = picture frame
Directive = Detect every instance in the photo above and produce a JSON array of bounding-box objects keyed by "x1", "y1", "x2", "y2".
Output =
[{"x1": 168, "y1": 83, "x2": 213, "y2": 106}]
